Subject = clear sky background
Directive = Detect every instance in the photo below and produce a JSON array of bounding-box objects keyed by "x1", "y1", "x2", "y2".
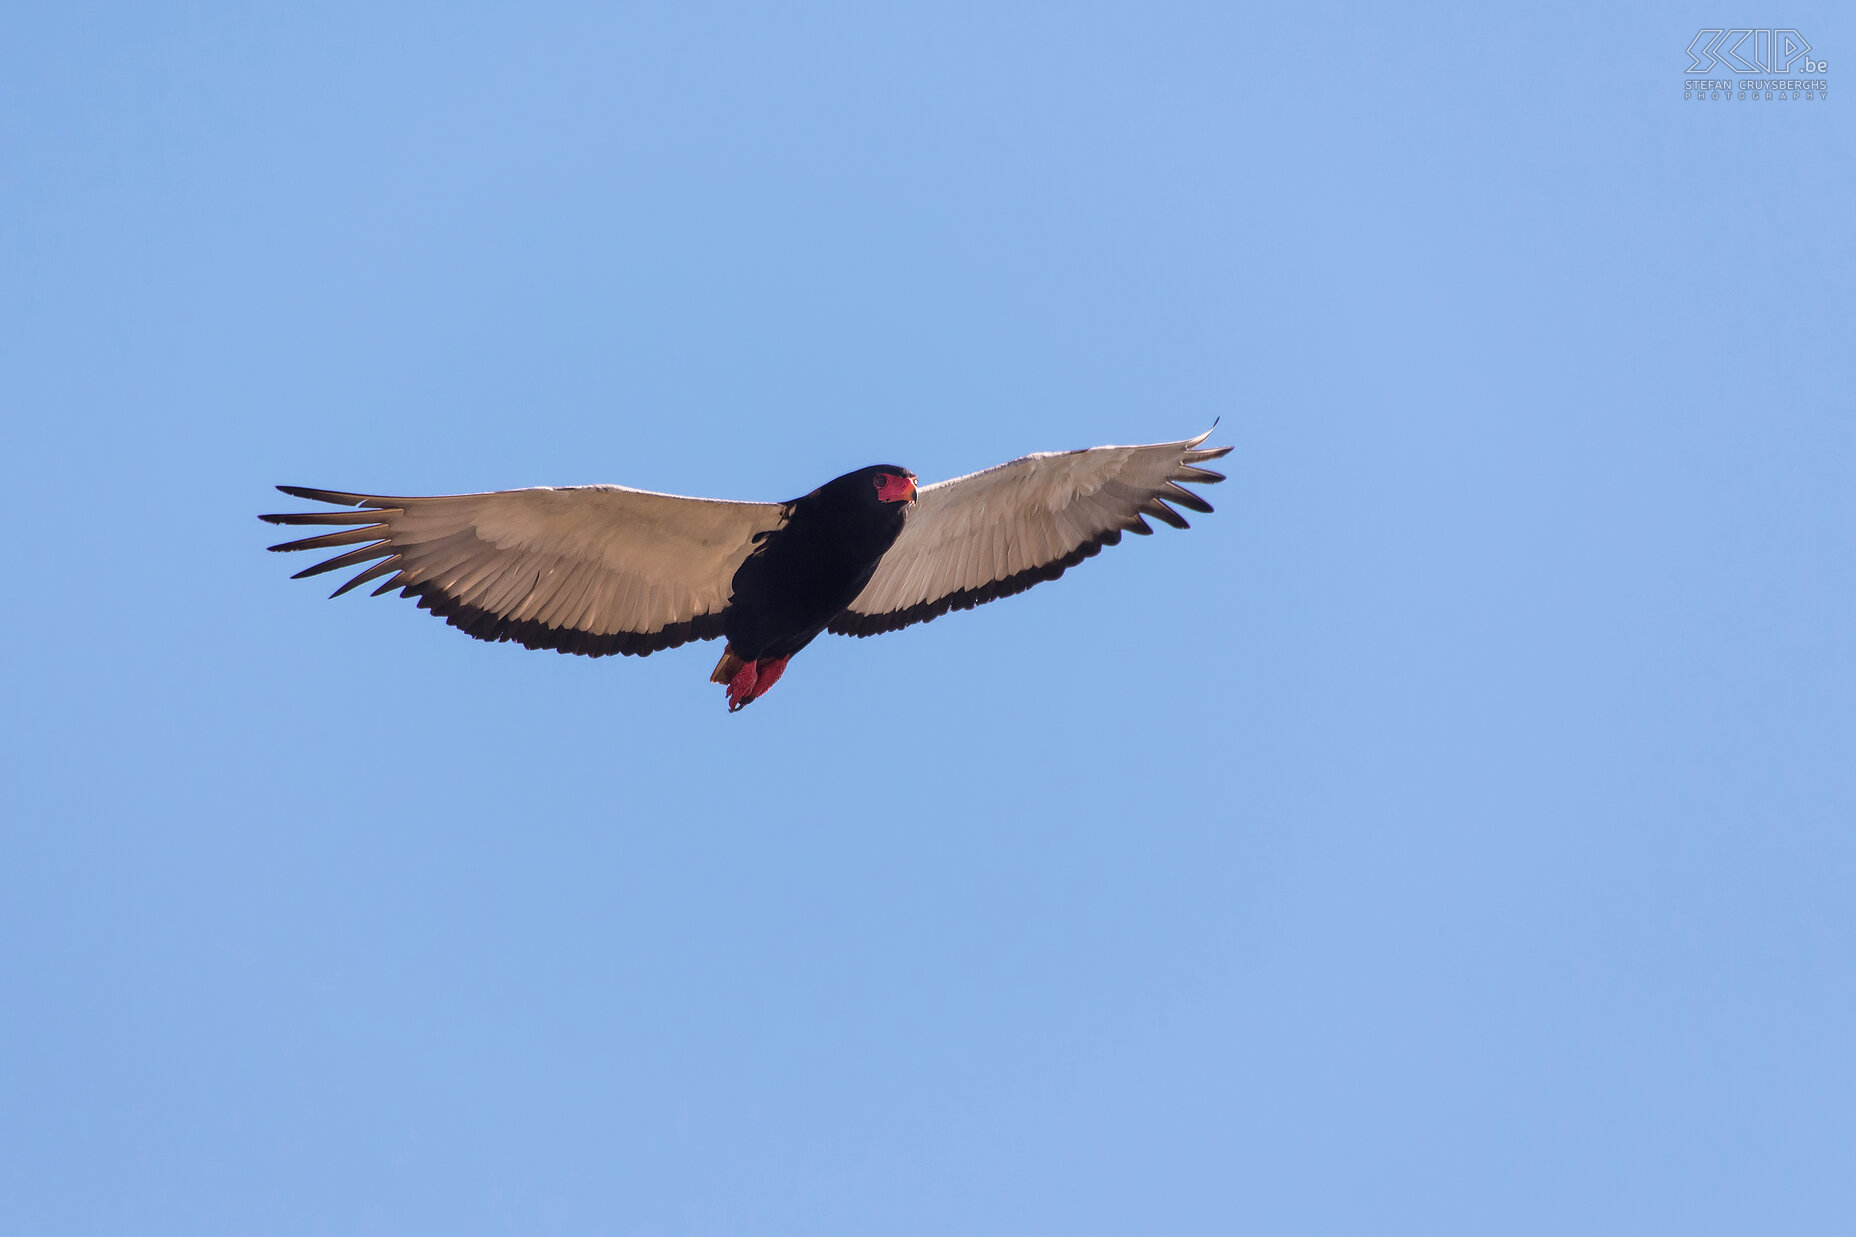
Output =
[{"x1": 3, "y1": 4, "x2": 1851, "y2": 1234}]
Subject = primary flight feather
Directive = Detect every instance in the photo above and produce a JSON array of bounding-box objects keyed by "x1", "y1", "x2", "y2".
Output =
[{"x1": 261, "y1": 429, "x2": 1231, "y2": 710}]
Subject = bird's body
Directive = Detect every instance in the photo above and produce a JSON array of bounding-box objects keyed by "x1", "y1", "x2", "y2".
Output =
[
  {"x1": 724, "y1": 466, "x2": 913, "y2": 662},
  {"x1": 262, "y1": 431, "x2": 1230, "y2": 710},
  {"x1": 712, "y1": 465, "x2": 915, "y2": 707}
]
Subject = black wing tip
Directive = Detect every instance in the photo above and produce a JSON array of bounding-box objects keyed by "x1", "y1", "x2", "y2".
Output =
[
  {"x1": 329, "y1": 557, "x2": 401, "y2": 597},
  {"x1": 1164, "y1": 484, "x2": 1215, "y2": 514},
  {"x1": 274, "y1": 484, "x2": 370, "y2": 505},
  {"x1": 262, "y1": 487, "x2": 401, "y2": 527},
  {"x1": 1142, "y1": 499, "x2": 1190, "y2": 530}
]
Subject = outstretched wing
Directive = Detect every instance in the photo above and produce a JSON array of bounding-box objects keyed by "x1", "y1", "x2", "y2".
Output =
[
  {"x1": 828, "y1": 429, "x2": 1231, "y2": 638},
  {"x1": 261, "y1": 484, "x2": 787, "y2": 657}
]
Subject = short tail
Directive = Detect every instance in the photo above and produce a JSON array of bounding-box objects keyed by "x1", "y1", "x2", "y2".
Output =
[{"x1": 710, "y1": 647, "x2": 744, "y2": 685}]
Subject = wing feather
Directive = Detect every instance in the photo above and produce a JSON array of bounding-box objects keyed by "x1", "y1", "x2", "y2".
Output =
[
  {"x1": 331, "y1": 556, "x2": 401, "y2": 598},
  {"x1": 829, "y1": 429, "x2": 1230, "y2": 638},
  {"x1": 262, "y1": 483, "x2": 786, "y2": 657}
]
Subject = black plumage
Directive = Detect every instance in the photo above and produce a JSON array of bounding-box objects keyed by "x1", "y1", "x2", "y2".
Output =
[{"x1": 723, "y1": 466, "x2": 913, "y2": 665}]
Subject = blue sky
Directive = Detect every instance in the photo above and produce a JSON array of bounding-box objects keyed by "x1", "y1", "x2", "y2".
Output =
[{"x1": 3, "y1": 3, "x2": 1851, "y2": 1234}]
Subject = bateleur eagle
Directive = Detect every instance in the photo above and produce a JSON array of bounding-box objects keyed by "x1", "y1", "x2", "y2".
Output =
[{"x1": 261, "y1": 429, "x2": 1231, "y2": 710}]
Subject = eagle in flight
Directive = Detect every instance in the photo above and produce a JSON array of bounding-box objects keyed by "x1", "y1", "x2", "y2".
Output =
[{"x1": 262, "y1": 429, "x2": 1230, "y2": 710}]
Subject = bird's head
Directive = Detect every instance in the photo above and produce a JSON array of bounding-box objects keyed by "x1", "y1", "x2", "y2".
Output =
[
  {"x1": 806, "y1": 465, "x2": 917, "y2": 517},
  {"x1": 870, "y1": 467, "x2": 918, "y2": 506}
]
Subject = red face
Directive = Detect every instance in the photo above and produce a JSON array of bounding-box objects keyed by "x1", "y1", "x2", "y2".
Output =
[{"x1": 873, "y1": 471, "x2": 918, "y2": 504}]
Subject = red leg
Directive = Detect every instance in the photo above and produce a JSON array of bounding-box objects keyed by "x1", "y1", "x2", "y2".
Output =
[
  {"x1": 752, "y1": 656, "x2": 788, "y2": 697},
  {"x1": 723, "y1": 655, "x2": 789, "y2": 711},
  {"x1": 725, "y1": 657, "x2": 760, "y2": 711}
]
